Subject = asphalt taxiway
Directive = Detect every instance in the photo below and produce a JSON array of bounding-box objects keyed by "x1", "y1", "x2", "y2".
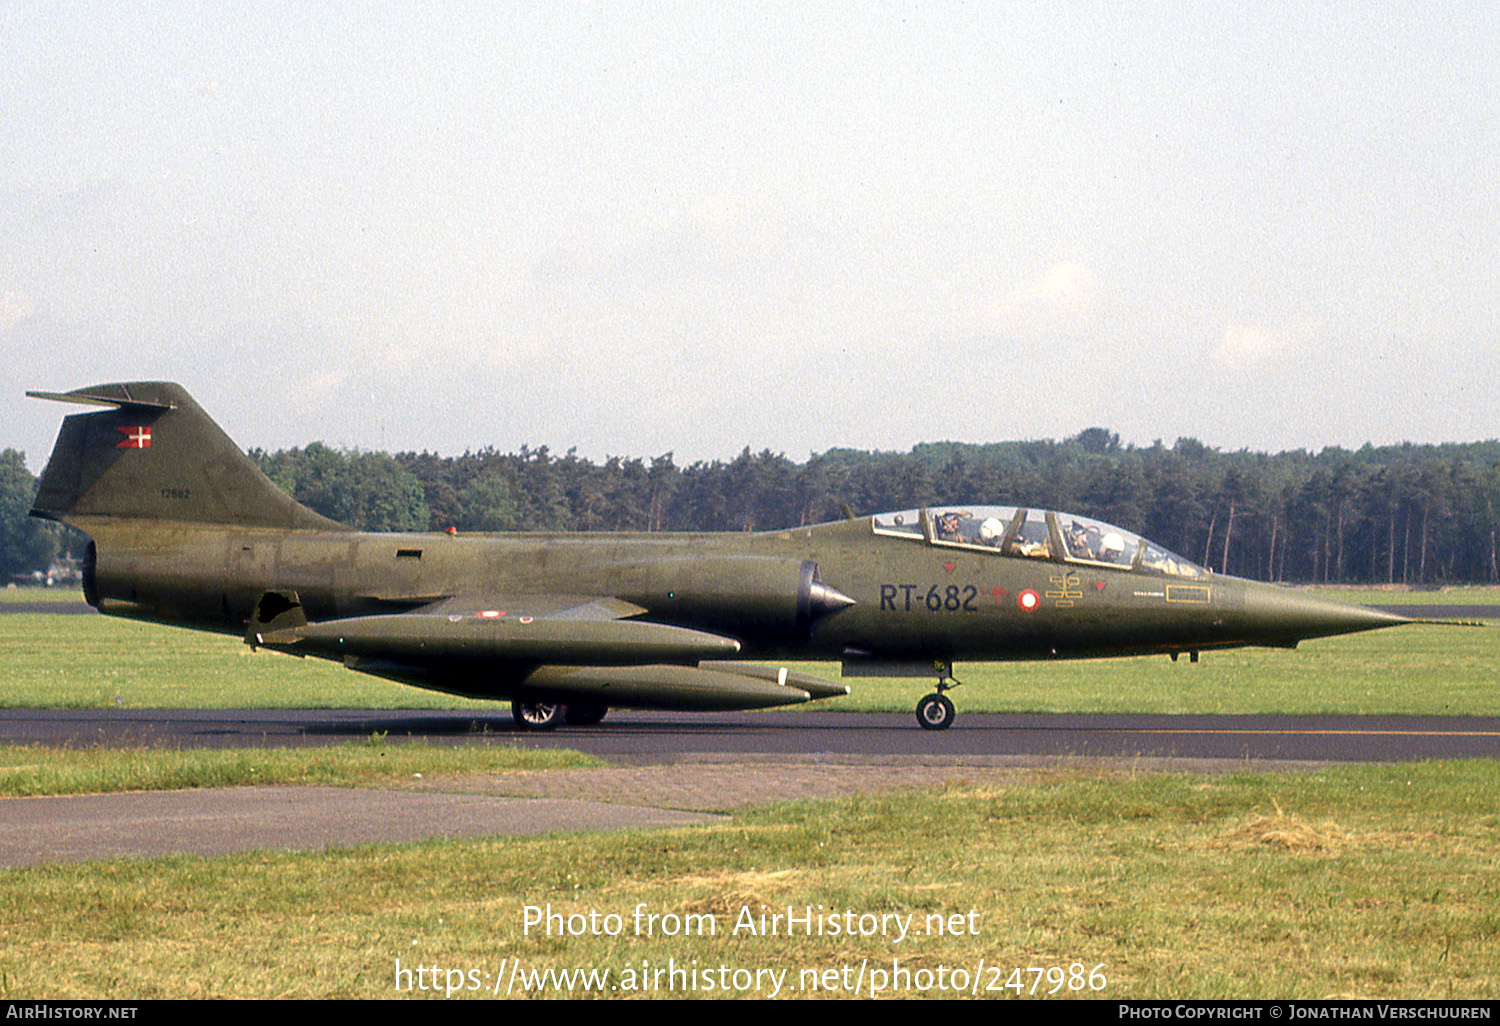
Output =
[
  {"x1": 4, "y1": 709, "x2": 1494, "y2": 867},
  {"x1": 3, "y1": 708, "x2": 1497, "y2": 762}
]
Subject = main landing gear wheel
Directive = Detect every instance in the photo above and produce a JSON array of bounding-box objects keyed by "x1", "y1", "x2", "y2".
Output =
[
  {"x1": 915, "y1": 693, "x2": 956, "y2": 731},
  {"x1": 512, "y1": 700, "x2": 565, "y2": 730},
  {"x1": 564, "y1": 704, "x2": 608, "y2": 726}
]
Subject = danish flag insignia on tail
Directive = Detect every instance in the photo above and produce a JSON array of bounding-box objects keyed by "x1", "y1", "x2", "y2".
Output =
[{"x1": 116, "y1": 426, "x2": 152, "y2": 449}]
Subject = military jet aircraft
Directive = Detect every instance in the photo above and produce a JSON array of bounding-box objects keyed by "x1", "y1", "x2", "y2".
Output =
[{"x1": 29, "y1": 381, "x2": 1422, "y2": 730}]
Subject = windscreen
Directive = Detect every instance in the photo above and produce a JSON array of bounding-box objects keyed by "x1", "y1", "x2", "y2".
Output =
[{"x1": 873, "y1": 505, "x2": 1208, "y2": 578}]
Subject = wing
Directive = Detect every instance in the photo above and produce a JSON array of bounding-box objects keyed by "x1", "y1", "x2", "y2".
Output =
[
  {"x1": 247, "y1": 590, "x2": 740, "y2": 665},
  {"x1": 243, "y1": 589, "x2": 842, "y2": 710}
]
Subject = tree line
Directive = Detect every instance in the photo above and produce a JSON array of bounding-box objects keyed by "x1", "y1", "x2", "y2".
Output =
[
  {"x1": 5, "y1": 431, "x2": 1500, "y2": 585},
  {"x1": 253, "y1": 429, "x2": 1500, "y2": 585}
]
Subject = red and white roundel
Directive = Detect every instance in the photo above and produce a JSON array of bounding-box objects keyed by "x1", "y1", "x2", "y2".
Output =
[{"x1": 1017, "y1": 589, "x2": 1041, "y2": 612}]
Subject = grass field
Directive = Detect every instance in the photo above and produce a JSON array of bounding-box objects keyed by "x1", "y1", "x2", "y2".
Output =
[
  {"x1": 0, "y1": 586, "x2": 84, "y2": 603},
  {"x1": 2, "y1": 591, "x2": 1496, "y2": 1000},
  {"x1": 1, "y1": 758, "x2": 1496, "y2": 999},
  {"x1": 1303, "y1": 585, "x2": 1500, "y2": 606},
  {"x1": 3, "y1": 601, "x2": 1496, "y2": 715},
  {"x1": 0, "y1": 741, "x2": 601, "y2": 797}
]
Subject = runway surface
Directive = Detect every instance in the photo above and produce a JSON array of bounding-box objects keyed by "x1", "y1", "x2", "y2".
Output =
[{"x1": 3, "y1": 708, "x2": 1497, "y2": 762}]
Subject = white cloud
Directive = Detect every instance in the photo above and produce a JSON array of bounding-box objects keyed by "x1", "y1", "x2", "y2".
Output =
[
  {"x1": 686, "y1": 191, "x2": 754, "y2": 231},
  {"x1": 1020, "y1": 261, "x2": 1095, "y2": 306},
  {"x1": 1214, "y1": 320, "x2": 1319, "y2": 368},
  {"x1": 966, "y1": 261, "x2": 1099, "y2": 338},
  {"x1": 0, "y1": 291, "x2": 36, "y2": 332},
  {"x1": 1217, "y1": 323, "x2": 1282, "y2": 362}
]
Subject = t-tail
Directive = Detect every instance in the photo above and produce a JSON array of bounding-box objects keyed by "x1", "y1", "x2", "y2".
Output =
[{"x1": 28, "y1": 382, "x2": 345, "y2": 532}]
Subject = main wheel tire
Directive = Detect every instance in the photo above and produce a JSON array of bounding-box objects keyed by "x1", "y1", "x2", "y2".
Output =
[
  {"x1": 915, "y1": 693, "x2": 956, "y2": 731},
  {"x1": 512, "y1": 700, "x2": 565, "y2": 730},
  {"x1": 564, "y1": 703, "x2": 608, "y2": 726}
]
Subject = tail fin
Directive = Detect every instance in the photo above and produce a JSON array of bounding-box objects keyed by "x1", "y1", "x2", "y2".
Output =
[{"x1": 28, "y1": 382, "x2": 347, "y2": 531}]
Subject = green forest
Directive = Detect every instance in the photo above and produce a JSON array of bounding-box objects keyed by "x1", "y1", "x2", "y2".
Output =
[{"x1": 6, "y1": 429, "x2": 1500, "y2": 585}]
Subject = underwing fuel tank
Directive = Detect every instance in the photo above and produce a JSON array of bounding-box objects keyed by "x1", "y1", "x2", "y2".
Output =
[
  {"x1": 518, "y1": 663, "x2": 817, "y2": 710},
  {"x1": 254, "y1": 613, "x2": 742, "y2": 665},
  {"x1": 698, "y1": 660, "x2": 851, "y2": 700},
  {"x1": 342, "y1": 658, "x2": 823, "y2": 710}
]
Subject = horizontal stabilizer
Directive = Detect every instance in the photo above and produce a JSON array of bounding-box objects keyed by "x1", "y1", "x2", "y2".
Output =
[{"x1": 27, "y1": 387, "x2": 175, "y2": 411}]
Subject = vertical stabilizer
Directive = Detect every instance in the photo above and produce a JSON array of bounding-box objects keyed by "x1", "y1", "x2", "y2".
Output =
[{"x1": 28, "y1": 382, "x2": 346, "y2": 530}]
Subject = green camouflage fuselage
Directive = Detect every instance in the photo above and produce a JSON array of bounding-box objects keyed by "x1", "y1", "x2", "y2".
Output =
[
  {"x1": 32, "y1": 381, "x2": 1409, "y2": 712},
  {"x1": 77, "y1": 514, "x2": 1397, "y2": 664}
]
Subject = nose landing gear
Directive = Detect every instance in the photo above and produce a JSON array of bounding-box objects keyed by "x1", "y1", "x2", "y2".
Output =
[
  {"x1": 916, "y1": 692, "x2": 955, "y2": 730},
  {"x1": 915, "y1": 663, "x2": 962, "y2": 731}
]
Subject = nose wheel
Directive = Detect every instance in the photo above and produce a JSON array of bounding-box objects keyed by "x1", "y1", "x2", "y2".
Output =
[
  {"x1": 915, "y1": 665, "x2": 961, "y2": 730},
  {"x1": 916, "y1": 692, "x2": 956, "y2": 730}
]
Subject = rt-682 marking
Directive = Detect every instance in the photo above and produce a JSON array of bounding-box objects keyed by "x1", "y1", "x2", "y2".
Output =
[{"x1": 880, "y1": 584, "x2": 979, "y2": 612}]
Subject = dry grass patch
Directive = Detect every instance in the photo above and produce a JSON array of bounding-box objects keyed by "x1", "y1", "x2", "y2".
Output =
[
  {"x1": 679, "y1": 891, "x2": 777, "y2": 918},
  {"x1": 1215, "y1": 811, "x2": 1351, "y2": 856}
]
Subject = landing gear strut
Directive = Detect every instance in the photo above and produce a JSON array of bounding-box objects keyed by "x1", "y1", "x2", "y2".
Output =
[{"x1": 915, "y1": 663, "x2": 961, "y2": 731}]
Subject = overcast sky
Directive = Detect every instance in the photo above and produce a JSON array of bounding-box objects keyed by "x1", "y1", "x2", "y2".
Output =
[{"x1": 4, "y1": 3, "x2": 1498, "y2": 472}]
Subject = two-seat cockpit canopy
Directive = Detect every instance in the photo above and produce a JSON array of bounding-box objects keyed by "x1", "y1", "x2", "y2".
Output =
[{"x1": 871, "y1": 506, "x2": 1209, "y2": 579}]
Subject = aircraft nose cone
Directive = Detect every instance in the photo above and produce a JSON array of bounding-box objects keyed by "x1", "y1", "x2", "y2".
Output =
[
  {"x1": 1239, "y1": 585, "x2": 1411, "y2": 645},
  {"x1": 808, "y1": 579, "x2": 856, "y2": 618}
]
